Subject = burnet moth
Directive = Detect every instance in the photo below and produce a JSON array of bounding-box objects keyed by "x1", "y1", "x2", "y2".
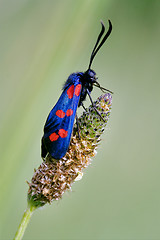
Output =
[{"x1": 41, "y1": 20, "x2": 113, "y2": 160}]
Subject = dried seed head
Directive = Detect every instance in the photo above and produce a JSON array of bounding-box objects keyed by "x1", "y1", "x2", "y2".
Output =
[{"x1": 28, "y1": 93, "x2": 112, "y2": 208}]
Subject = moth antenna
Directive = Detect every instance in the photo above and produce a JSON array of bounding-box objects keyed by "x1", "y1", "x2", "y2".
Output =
[
  {"x1": 88, "y1": 22, "x2": 105, "y2": 69},
  {"x1": 88, "y1": 20, "x2": 112, "y2": 70}
]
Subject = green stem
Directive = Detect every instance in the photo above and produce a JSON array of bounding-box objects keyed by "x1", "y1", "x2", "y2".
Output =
[{"x1": 13, "y1": 204, "x2": 36, "y2": 240}]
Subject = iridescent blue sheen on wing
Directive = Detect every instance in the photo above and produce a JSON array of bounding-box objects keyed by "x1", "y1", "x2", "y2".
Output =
[{"x1": 42, "y1": 73, "x2": 83, "y2": 160}]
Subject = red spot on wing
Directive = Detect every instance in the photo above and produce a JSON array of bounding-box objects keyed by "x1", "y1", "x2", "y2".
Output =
[
  {"x1": 58, "y1": 129, "x2": 68, "y2": 138},
  {"x1": 66, "y1": 109, "x2": 73, "y2": 116},
  {"x1": 56, "y1": 110, "x2": 65, "y2": 118},
  {"x1": 67, "y1": 85, "x2": 74, "y2": 99},
  {"x1": 49, "y1": 132, "x2": 59, "y2": 141},
  {"x1": 75, "y1": 84, "x2": 81, "y2": 96}
]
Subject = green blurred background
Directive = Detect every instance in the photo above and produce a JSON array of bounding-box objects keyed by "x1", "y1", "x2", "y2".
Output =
[{"x1": 0, "y1": 0, "x2": 160, "y2": 239}]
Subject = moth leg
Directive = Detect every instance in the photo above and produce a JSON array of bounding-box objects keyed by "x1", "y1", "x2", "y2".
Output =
[
  {"x1": 87, "y1": 89, "x2": 105, "y2": 122},
  {"x1": 81, "y1": 102, "x2": 87, "y2": 111},
  {"x1": 76, "y1": 114, "x2": 81, "y2": 139}
]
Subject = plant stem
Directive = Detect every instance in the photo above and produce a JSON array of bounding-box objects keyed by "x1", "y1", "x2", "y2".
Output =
[{"x1": 13, "y1": 204, "x2": 36, "y2": 240}]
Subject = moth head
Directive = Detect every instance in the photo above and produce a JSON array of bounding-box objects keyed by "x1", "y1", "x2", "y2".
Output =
[{"x1": 84, "y1": 69, "x2": 97, "y2": 83}]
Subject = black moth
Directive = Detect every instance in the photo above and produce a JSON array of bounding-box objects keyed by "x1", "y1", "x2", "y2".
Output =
[{"x1": 41, "y1": 20, "x2": 113, "y2": 160}]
